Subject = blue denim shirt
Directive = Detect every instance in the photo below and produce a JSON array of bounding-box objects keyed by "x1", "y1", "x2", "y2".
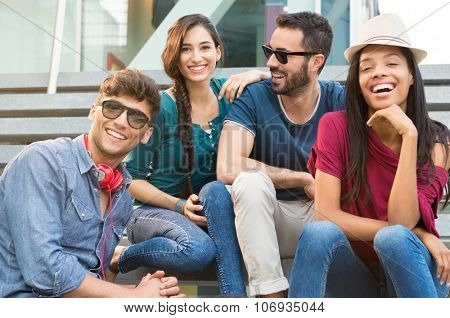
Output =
[{"x1": 0, "y1": 135, "x2": 133, "y2": 297}]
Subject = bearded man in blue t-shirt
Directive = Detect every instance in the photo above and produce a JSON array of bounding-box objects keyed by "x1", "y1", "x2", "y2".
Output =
[{"x1": 215, "y1": 11, "x2": 345, "y2": 297}]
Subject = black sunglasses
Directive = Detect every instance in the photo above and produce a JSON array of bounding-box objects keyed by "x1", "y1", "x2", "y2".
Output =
[
  {"x1": 99, "y1": 100, "x2": 150, "y2": 129},
  {"x1": 262, "y1": 45, "x2": 318, "y2": 64}
]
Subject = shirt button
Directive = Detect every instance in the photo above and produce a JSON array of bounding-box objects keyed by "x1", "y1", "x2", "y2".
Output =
[
  {"x1": 94, "y1": 188, "x2": 99, "y2": 192},
  {"x1": 81, "y1": 213, "x2": 85, "y2": 217},
  {"x1": 209, "y1": 135, "x2": 212, "y2": 139}
]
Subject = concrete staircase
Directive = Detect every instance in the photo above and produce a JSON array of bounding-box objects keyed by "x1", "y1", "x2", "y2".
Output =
[{"x1": 1, "y1": 66, "x2": 450, "y2": 292}]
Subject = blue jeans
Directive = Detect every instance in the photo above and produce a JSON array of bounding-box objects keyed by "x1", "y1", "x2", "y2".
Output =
[
  {"x1": 289, "y1": 221, "x2": 450, "y2": 298},
  {"x1": 202, "y1": 181, "x2": 247, "y2": 297},
  {"x1": 118, "y1": 181, "x2": 246, "y2": 296},
  {"x1": 118, "y1": 204, "x2": 216, "y2": 274}
]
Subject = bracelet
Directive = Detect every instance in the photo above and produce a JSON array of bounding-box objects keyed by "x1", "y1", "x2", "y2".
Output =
[{"x1": 175, "y1": 199, "x2": 187, "y2": 214}]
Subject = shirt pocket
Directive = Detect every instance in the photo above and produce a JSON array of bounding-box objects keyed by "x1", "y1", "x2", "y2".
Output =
[{"x1": 61, "y1": 195, "x2": 102, "y2": 252}]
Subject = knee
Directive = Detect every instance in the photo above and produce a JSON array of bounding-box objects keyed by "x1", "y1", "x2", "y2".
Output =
[
  {"x1": 199, "y1": 181, "x2": 228, "y2": 199},
  {"x1": 298, "y1": 221, "x2": 347, "y2": 254},
  {"x1": 200, "y1": 183, "x2": 235, "y2": 233},
  {"x1": 374, "y1": 225, "x2": 414, "y2": 255},
  {"x1": 199, "y1": 181, "x2": 232, "y2": 217},
  {"x1": 186, "y1": 234, "x2": 217, "y2": 273},
  {"x1": 231, "y1": 170, "x2": 275, "y2": 202}
]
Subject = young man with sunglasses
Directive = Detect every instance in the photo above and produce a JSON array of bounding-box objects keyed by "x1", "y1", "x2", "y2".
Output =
[
  {"x1": 0, "y1": 69, "x2": 182, "y2": 298},
  {"x1": 215, "y1": 12, "x2": 345, "y2": 297}
]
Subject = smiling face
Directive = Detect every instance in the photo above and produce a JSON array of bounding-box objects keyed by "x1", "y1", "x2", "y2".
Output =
[
  {"x1": 359, "y1": 45, "x2": 414, "y2": 116},
  {"x1": 266, "y1": 27, "x2": 315, "y2": 96},
  {"x1": 88, "y1": 95, "x2": 153, "y2": 165},
  {"x1": 178, "y1": 25, "x2": 221, "y2": 85}
]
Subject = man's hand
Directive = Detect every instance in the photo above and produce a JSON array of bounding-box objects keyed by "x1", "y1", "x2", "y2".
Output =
[
  {"x1": 304, "y1": 180, "x2": 315, "y2": 200},
  {"x1": 294, "y1": 171, "x2": 315, "y2": 200},
  {"x1": 133, "y1": 271, "x2": 184, "y2": 298}
]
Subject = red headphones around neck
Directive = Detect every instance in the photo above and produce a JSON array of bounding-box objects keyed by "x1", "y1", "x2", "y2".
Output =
[
  {"x1": 84, "y1": 134, "x2": 124, "y2": 280},
  {"x1": 83, "y1": 135, "x2": 124, "y2": 192}
]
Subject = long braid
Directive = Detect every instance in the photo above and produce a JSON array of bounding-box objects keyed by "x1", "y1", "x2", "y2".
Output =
[
  {"x1": 173, "y1": 76, "x2": 195, "y2": 198},
  {"x1": 162, "y1": 14, "x2": 224, "y2": 198}
]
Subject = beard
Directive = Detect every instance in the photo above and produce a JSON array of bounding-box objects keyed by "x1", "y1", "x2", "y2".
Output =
[{"x1": 270, "y1": 61, "x2": 310, "y2": 96}]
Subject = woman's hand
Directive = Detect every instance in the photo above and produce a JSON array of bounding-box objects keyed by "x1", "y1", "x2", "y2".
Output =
[
  {"x1": 219, "y1": 70, "x2": 270, "y2": 103},
  {"x1": 367, "y1": 104, "x2": 417, "y2": 137},
  {"x1": 183, "y1": 194, "x2": 207, "y2": 227},
  {"x1": 420, "y1": 231, "x2": 450, "y2": 288}
]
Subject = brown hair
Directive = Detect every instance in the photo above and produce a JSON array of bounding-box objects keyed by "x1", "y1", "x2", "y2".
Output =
[
  {"x1": 162, "y1": 14, "x2": 223, "y2": 198},
  {"x1": 97, "y1": 69, "x2": 160, "y2": 125}
]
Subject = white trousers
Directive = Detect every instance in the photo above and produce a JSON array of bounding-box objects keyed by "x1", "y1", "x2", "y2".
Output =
[{"x1": 230, "y1": 170, "x2": 314, "y2": 296}]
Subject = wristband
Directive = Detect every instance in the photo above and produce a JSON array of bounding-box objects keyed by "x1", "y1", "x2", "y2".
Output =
[{"x1": 175, "y1": 199, "x2": 187, "y2": 214}]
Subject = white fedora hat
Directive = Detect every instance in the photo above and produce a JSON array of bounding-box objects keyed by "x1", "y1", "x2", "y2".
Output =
[{"x1": 344, "y1": 13, "x2": 427, "y2": 63}]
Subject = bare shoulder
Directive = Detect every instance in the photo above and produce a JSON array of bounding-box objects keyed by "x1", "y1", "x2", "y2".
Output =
[{"x1": 432, "y1": 142, "x2": 450, "y2": 170}]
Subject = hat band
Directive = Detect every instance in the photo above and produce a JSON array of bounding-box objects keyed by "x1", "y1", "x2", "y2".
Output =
[{"x1": 363, "y1": 35, "x2": 411, "y2": 47}]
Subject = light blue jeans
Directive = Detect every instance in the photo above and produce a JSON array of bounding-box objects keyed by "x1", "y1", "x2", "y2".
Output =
[
  {"x1": 289, "y1": 221, "x2": 450, "y2": 298},
  {"x1": 118, "y1": 181, "x2": 246, "y2": 296}
]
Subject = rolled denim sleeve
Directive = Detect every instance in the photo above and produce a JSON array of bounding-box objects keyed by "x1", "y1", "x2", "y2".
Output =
[{"x1": 3, "y1": 144, "x2": 86, "y2": 297}]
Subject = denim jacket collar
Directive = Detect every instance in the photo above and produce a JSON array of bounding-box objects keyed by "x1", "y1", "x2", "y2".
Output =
[{"x1": 74, "y1": 135, "x2": 95, "y2": 175}]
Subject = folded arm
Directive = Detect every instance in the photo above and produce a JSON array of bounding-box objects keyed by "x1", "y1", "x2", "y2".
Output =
[
  {"x1": 314, "y1": 169, "x2": 387, "y2": 241},
  {"x1": 63, "y1": 271, "x2": 182, "y2": 298},
  {"x1": 216, "y1": 122, "x2": 314, "y2": 194}
]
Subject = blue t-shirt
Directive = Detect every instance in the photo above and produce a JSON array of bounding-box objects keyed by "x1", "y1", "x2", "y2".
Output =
[{"x1": 225, "y1": 79, "x2": 345, "y2": 200}]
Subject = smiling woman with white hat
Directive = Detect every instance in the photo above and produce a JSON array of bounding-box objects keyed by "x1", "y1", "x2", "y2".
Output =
[{"x1": 289, "y1": 13, "x2": 450, "y2": 298}]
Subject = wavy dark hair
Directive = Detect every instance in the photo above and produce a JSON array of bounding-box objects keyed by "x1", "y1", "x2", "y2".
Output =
[
  {"x1": 161, "y1": 14, "x2": 223, "y2": 198},
  {"x1": 343, "y1": 46, "x2": 450, "y2": 208},
  {"x1": 97, "y1": 69, "x2": 160, "y2": 125},
  {"x1": 276, "y1": 11, "x2": 333, "y2": 74}
]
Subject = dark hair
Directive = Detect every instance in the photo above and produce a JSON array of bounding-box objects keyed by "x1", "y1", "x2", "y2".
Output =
[
  {"x1": 97, "y1": 69, "x2": 160, "y2": 125},
  {"x1": 344, "y1": 46, "x2": 450, "y2": 207},
  {"x1": 276, "y1": 11, "x2": 333, "y2": 74},
  {"x1": 162, "y1": 14, "x2": 223, "y2": 198}
]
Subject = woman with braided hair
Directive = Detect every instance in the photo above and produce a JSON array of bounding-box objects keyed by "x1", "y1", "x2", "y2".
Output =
[{"x1": 111, "y1": 14, "x2": 269, "y2": 297}]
